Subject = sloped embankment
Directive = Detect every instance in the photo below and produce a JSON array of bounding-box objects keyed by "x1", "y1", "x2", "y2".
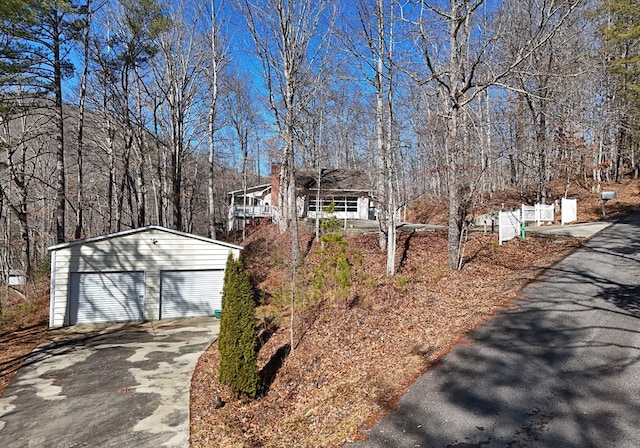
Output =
[{"x1": 191, "y1": 227, "x2": 583, "y2": 447}]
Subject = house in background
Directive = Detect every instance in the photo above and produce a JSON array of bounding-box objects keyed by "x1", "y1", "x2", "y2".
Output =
[
  {"x1": 227, "y1": 167, "x2": 374, "y2": 231},
  {"x1": 293, "y1": 168, "x2": 373, "y2": 221},
  {"x1": 227, "y1": 183, "x2": 274, "y2": 231}
]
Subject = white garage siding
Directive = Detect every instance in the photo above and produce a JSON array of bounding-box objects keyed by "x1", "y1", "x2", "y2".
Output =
[
  {"x1": 160, "y1": 270, "x2": 224, "y2": 319},
  {"x1": 48, "y1": 226, "x2": 242, "y2": 328},
  {"x1": 69, "y1": 272, "x2": 145, "y2": 325}
]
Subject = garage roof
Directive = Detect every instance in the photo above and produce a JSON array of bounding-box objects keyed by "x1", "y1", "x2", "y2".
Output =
[{"x1": 48, "y1": 225, "x2": 244, "y2": 252}]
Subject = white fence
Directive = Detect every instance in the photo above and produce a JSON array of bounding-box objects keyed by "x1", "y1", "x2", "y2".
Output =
[
  {"x1": 499, "y1": 210, "x2": 521, "y2": 245},
  {"x1": 499, "y1": 200, "x2": 577, "y2": 244},
  {"x1": 521, "y1": 203, "x2": 555, "y2": 226},
  {"x1": 561, "y1": 198, "x2": 577, "y2": 225}
]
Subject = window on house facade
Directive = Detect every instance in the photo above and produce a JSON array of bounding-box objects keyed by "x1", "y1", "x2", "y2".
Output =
[{"x1": 309, "y1": 196, "x2": 358, "y2": 212}]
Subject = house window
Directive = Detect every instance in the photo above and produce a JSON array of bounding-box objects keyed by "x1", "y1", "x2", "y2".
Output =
[{"x1": 309, "y1": 196, "x2": 358, "y2": 213}]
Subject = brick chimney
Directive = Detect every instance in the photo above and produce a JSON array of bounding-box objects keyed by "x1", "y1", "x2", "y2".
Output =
[{"x1": 270, "y1": 164, "x2": 280, "y2": 206}]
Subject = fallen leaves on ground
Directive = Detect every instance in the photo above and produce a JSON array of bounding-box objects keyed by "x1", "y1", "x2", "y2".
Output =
[
  {"x1": 0, "y1": 280, "x2": 50, "y2": 396},
  {"x1": 190, "y1": 229, "x2": 584, "y2": 448}
]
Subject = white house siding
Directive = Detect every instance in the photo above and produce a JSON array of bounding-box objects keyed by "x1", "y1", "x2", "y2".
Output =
[{"x1": 49, "y1": 227, "x2": 241, "y2": 328}]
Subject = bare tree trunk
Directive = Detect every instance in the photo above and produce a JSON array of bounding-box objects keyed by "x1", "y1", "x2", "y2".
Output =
[
  {"x1": 207, "y1": 0, "x2": 223, "y2": 239},
  {"x1": 53, "y1": 11, "x2": 66, "y2": 244},
  {"x1": 116, "y1": 150, "x2": 130, "y2": 232},
  {"x1": 16, "y1": 183, "x2": 31, "y2": 280},
  {"x1": 0, "y1": 195, "x2": 9, "y2": 297},
  {"x1": 284, "y1": 77, "x2": 299, "y2": 352},
  {"x1": 171, "y1": 121, "x2": 182, "y2": 231},
  {"x1": 376, "y1": 38, "x2": 386, "y2": 251},
  {"x1": 314, "y1": 165, "x2": 321, "y2": 241},
  {"x1": 445, "y1": 1, "x2": 464, "y2": 270},
  {"x1": 344, "y1": 0, "x2": 398, "y2": 273},
  {"x1": 75, "y1": 2, "x2": 91, "y2": 239},
  {"x1": 385, "y1": 0, "x2": 397, "y2": 276},
  {"x1": 615, "y1": 121, "x2": 625, "y2": 183},
  {"x1": 150, "y1": 99, "x2": 164, "y2": 227},
  {"x1": 106, "y1": 117, "x2": 117, "y2": 233},
  {"x1": 133, "y1": 76, "x2": 147, "y2": 227},
  {"x1": 241, "y1": 130, "x2": 248, "y2": 241},
  {"x1": 447, "y1": 105, "x2": 462, "y2": 270},
  {"x1": 208, "y1": 107, "x2": 217, "y2": 238}
]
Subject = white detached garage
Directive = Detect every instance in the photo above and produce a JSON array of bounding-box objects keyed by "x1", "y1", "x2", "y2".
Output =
[{"x1": 48, "y1": 226, "x2": 242, "y2": 328}]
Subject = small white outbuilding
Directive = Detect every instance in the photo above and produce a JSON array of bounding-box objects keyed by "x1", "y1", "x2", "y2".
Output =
[{"x1": 48, "y1": 226, "x2": 242, "y2": 328}]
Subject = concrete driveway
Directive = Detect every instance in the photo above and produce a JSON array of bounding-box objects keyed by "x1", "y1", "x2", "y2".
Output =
[
  {"x1": 347, "y1": 212, "x2": 640, "y2": 447},
  {"x1": 0, "y1": 317, "x2": 219, "y2": 448}
]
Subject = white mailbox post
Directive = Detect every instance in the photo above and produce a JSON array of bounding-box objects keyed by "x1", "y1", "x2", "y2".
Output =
[{"x1": 601, "y1": 191, "x2": 616, "y2": 217}]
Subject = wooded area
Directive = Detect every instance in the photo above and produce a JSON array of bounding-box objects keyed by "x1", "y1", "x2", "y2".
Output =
[{"x1": 1, "y1": 0, "x2": 639, "y2": 281}]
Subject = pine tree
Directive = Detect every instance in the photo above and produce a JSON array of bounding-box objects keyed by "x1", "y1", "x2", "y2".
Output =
[
  {"x1": 601, "y1": 0, "x2": 640, "y2": 98},
  {"x1": 0, "y1": 0, "x2": 35, "y2": 87},
  {"x1": 218, "y1": 253, "x2": 259, "y2": 400},
  {"x1": 599, "y1": 0, "x2": 640, "y2": 181}
]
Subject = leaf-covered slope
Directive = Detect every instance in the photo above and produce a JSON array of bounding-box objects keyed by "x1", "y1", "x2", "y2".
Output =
[{"x1": 191, "y1": 229, "x2": 583, "y2": 448}]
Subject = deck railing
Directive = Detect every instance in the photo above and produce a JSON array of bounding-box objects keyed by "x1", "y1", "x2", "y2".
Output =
[{"x1": 230, "y1": 204, "x2": 274, "y2": 218}]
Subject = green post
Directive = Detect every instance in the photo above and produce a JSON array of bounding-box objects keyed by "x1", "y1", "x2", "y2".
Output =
[{"x1": 521, "y1": 215, "x2": 525, "y2": 240}]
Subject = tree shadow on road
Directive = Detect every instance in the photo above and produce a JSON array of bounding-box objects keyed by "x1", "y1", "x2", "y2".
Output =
[{"x1": 345, "y1": 212, "x2": 640, "y2": 448}]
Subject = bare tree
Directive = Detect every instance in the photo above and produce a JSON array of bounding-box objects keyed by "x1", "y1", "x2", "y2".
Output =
[
  {"x1": 152, "y1": 0, "x2": 208, "y2": 231},
  {"x1": 240, "y1": 0, "x2": 334, "y2": 349},
  {"x1": 240, "y1": 0, "x2": 332, "y2": 236},
  {"x1": 343, "y1": 0, "x2": 404, "y2": 275},
  {"x1": 74, "y1": 1, "x2": 92, "y2": 239},
  {"x1": 95, "y1": 0, "x2": 168, "y2": 230},
  {"x1": 406, "y1": 0, "x2": 581, "y2": 269},
  {"x1": 89, "y1": 38, "x2": 121, "y2": 233},
  {"x1": 205, "y1": 0, "x2": 229, "y2": 239},
  {"x1": 223, "y1": 71, "x2": 258, "y2": 241},
  {"x1": 0, "y1": 97, "x2": 52, "y2": 280},
  {"x1": 347, "y1": 0, "x2": 400, "y2": 275},
  {"x1": 597, "y1": 0, "x2": 640, "y2": 182}
]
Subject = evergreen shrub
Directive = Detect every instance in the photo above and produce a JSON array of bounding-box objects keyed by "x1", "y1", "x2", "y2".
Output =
[{"x1": 218, "y1": 253, "x2": 259, "y2": 400}]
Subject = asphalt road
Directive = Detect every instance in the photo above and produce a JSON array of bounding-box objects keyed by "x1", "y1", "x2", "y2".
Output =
[{"x1": 347, "y1": 211, "x2": 640, "y2": 448}]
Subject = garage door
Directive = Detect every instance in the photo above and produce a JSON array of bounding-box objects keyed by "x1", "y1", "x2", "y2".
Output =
[
  {"x1": 69, "y1": 272, "x2": 145, "y2": 325},
  {"x1": 160, "y1": 270, "x2": 224, "y2": 319}
]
